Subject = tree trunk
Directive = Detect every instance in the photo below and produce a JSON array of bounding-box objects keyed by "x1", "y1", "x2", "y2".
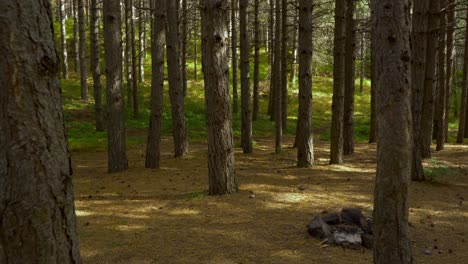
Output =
[
  {"x1": 166, "y1": 0, "x2": 188, "y2": 157},
  {"x1": 369, "y1": 19, "x2": 377, "y2": 144},
  {"x1": 296, "y1": 0, "x2": 314, "y2": 168},
  {"x1": 330, "y1": 0, "x2": 346, "y2": 164},
  {"x1": 281, "y1": 0, "x2": 288, "y2": 131},
  {"x1": 444, "y1": 0, "x2": 455, "y2": 143},
  {"x1": 90, "y1": 0, "x2": 104, "y2": 131},
  {"x1": 274, "y1": 0, "x2": 283, "y2": 153},
  {"x1": 78, "y1": 0, "x2": 88, "y2": 101},
  {"x1": 0, "y1": 1, "x2": 81, "y2": 262},
  {"x1": 231, "y1": 0, "x2": 239, "y2": 114},
  {"x1": 421, "y1": 0, "x2": 440, "y2": 159},
  {"x1": 137, "y1": 0, "x2": 145, "y2": 83},
  {"x1": 372, "y1": 0, "x2": 413, "y2": 262},
  {"x1": 73, "y1": 0, "x2": 80, "y2": 73},
  {"x1": 410, "y1": 0, "x2": 428, "y2": 181},
  {"x1": 104, "y1": 0, "x2": 129, "y2": 173},
  {"x1": 457, "y1": 7, "x2": 468, "y2": 143},
  {"x1": 267, "y1": 0, "x2": 275, "y2": 119},
  {"x1": 252, "y1": 0, "x2": 260, "y2": 121},
  {"x1": 359, "y1": 31, "x2": 365, "y2": 95},
  {"x1": 130, "y1": 0, "x2": 139, "y2": 118},
  {"x1": 436, "y1": 5, "x2": 447, "y2": 151},
  {"x1": 181, "y1": 0, "x2": 188, "y2": 96},
  {"x1": 125, "y1": 0, "x2": 134, "y2": 108},
  {"x1": 240, "y1": 0, "x2": 253, "y2": 153},
  {"x1": 59, "y1": 0, "x2": 69, "y2": 79},
  {"x1": 146, "y1": 0, "x2": 165, "y2": 168},
  {"x1": 343, "y1": 0, "x2": 356, "y2": 156},
  {"x1": 201, "y1": 0, "x2": 238, "y2": 195}
]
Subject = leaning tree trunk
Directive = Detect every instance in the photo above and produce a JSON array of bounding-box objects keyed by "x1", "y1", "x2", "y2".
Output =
[
  {"x1": 274, "y1": 0, "x2": 283, "y2": 153},
  {"x1": 296, "y1": 0, "x2": 314, "y2": 168},
  {"x1": 421, "y1": 0, "x2": 440, "y2": 159},
  {"x1": 343, "y1": 0, "x2": 356, "y2": 156},
  {"x1": 78, "y1": 0, "x2": 88, "y2": 101},
  {"x1": 59, "y1": 0, "x2": 69, "y2": 79},
  {"x1": 166, "y1": 0, "x2": 188, "y2": 157},
  {"x1": 0, "y1": 0, "x2": 81, "y2": 262},
  {"x1": 252, "y1": 0, "x2": 260, "y2": 121},
  {"x1": 372, "y1": 0, "x2": 413, "y2": 263},
  {"x1": 201, "y1": 0, "x2": 239, "y2": 195},
  {"x1": 436, "y1": 6, "x2": 447, "y2": 151},
  {"x1": 330, "y1": 0, "x2": 346, "y2": 164},
  {"x1": 457, "y1": 7, "x2": 468, "y2": 143},
  {"x1": 231, "y1": 0, "x2": 239, "y2": 114},
  {"x1": 103, "y1": 0, "x2": 129, "y2": 173},
  {"x1": 240, "y1": 0, "x2": 253, "y2": 153},
  {"x1": 410, "y1": 0, "x2": 428, "y2": 181},
  {"x1": 444, "y1": 0, "x2": 455, "y2": 143},
  {"x1": 90, "y1": 0, "x2": 104, "y2": 131},
  {"x1": 146, "y1": 0, "x2": 166, "y2": 169}
]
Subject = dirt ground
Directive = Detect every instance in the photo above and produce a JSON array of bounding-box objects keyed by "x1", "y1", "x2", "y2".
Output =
[{"x1": 73, "y1": 137, "x2": 468, "y2": 264}]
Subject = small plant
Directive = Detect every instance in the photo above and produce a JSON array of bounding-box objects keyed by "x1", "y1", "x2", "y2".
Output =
[
  {"x1": 424, "y1": 158, "x2": 456, "y2": 179},
  {"x1": 185, "y1": 192, "x2": 208, "y2": 200}
]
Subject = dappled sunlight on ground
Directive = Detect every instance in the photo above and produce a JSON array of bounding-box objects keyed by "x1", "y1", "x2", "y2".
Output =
[{"x1": 72, "y1": 137, "x2": 468, "y2": 264}]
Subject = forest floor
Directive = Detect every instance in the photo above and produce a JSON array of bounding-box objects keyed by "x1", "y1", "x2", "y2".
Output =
[{"x1": 73, "y1": 137, "x2": 468, "y2": 264}]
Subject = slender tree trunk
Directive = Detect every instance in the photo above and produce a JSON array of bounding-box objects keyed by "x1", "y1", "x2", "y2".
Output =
[
  {"x1": 330, "y1": 0, "x2": 346, "y2": 164},
  {"x1": 252, "y1": 0, "x2": 260, "y2": 121},
  {"x1": 296, "y1": 0, "x2": 314, "y2": 168},
  {"x1": 359, "y1": 31, "x2": 365, "y2": 95},
  {"x1": 78, "y1": 0, "x2": 88, "y2": 101},
  {"x1": 421, "y1": 0, "x2": 440, "y2": 159},
  {"x1": 457, "y1": 8, "x2": 468, "y2": 143},
  {"x1": 194, "y1": 13, "x2": 199, "y2": 81},
  {"x1": 436, "y1": 4, "x2": 447, "y2": 151},
  {"x1": 231, "y1": 0, "x2": 239, "y2": 114},
  {"x1": 343, "y1": 0, "x2": 356, "y2": 156},
  {"x1": 0, "y1": 1, "x2": 81, "y2": 262},
  {"x1": 201, "y1": 0, "x2": 238, "y2": 195},
  {"x1": 73, "y1": 0, "x2": 80, "y2": 73},
  {"x1": 90, "y1": 0, "x2": 104, "y2": 131},
  {"x1": 410, "y1": 0, "x2": 428, "y2": 181},
  {"x1": 274, "y1": 0, "x2": 283, "y2": 153},
  {"x1": 125, "y1": 0, "x2": 134, "y2": 108},
  {"x1": 181, "y1": 0, "x2": 188, "y2": 96},
  {"x1": 59, "y1": 0, "x2": 69, "y2": 79},
  {"x1": 166, "y1": 0, "x2": 188, "y2": 157},
  {"x1": 130, "y1": 0, "x2": 139, "y2": 118},
  {"x1": 281, "y1": 0, "x2": 288, "y2": 131},
  {"x1": 137, "y1": 0, "x2": 144, "y2": 83},
  {"x1": 146, "y1": 0, "x2": 166, "y2": 168},
  {"x1": 444, "y1": 0, "x2": 455, "y2": 143},
  {"x1": 103, "y1": 0, "x2": 129, "y2": 173},
  {"x1": 372, "y1": 0, "x2": 413, "y2": 262},
  {"x1": 240, "y1": 0, "x2": 253, "y2": 153},
  {"x1": 289, "y1": 12, "x2": 298, "y2": 85},
  {"x1": 369, "y1": 18, "x2": 377, "y2": 144},
  {"x1": 267, "y1": 0, "x2": 275, "y2": 119}
]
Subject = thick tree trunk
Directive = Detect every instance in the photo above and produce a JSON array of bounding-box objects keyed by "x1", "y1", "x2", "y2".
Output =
[
  {"x1": 410, "y1": 0, "x2": 428, "y2": 181},
  {"x1": 103, "y1": 0, "x2": 129, "y2": 173},
  {"x1": 0, "y1": 1, "x2": 81, "y2": 262},
  {"x1": 296, "y1": 0, "x2": 314, "y2": 168},
  {"x1": 166, "y1": 0, "x2": 188, "y2": 157},
  {"x1": 240, "y1": 0, "x2": 253, "y2": 153},
  {"x1": 436, "y1": 5, "x2": 447, "y2": 151},
  {"x1": 90, "y1": 0, "x2": 104, "y2": 131},
  {"x1": 78, "y1": 0, "x2": 88, "y2": 101},
  {"x1": 231, "y1": 0, "x2": 239, "y2": 114},
  {"x1": 421, "y1": 0, "x2": 440, "y2": 159},
  {"x1": 146, "y1": 0, "x2": 166, "y2": 168},
  {"x1": 201, "y1": 0, "x2": 238, "y2": 195},
  {"x1": 457, "y1": 8, "x2": 468, "y2": 143},
  {"x1": 444, "y1": 0, "x2": 455, "y2": 143},
  {"x1": 274, "y1": 0, "x2": 283, "y2": 153},
  {"x1": 330, "y1": 0, "x2": 346, "y2": 164},
  {"x1": 372, "y1": 0, "x2": 413, "y2": 262},
  {"x1": 343, "y1": 0, "x2": 356, "y2": 156},
  {"x1": 252, "y1": 0, "x2": 260, "y2": 121},
  {"x1": 59, "y1": 0, "x2": 69, "y2": 79}
]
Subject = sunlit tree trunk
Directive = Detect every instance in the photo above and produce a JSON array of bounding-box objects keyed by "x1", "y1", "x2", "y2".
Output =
[
  {"x1": 240, "y1": 0, "x2": 253, "y2": 153},
  {"x1": 252, "y1": 0, "x2": 260, "y2": 121},
  {"x1": 274, "y1": 0, "x2": 283, "y2": 153},
  {"x1": 78, "y1": 0, "x2": 88, "y2": 101}
]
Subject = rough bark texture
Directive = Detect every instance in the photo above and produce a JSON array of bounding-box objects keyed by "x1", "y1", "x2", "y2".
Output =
[
  {"x1": 166, "y1": 0, "x2": 188, "y2": 157},
  {"x1": 0, "y1": 0, "x2": 81, "y2": 262},
  {"x1": 239, "y1": 0, "x2": 253, "y2": 153},
  {"x1": 231, "y1": 0, "x2": 239, "y2": 114},
  {"x1": 90, "y1": 0, "x2": 104, "y2": 131},
  {"x1": 421, "y1": 0, "x2": 440, "y2": 159},
  {"x1": 436, "y1": 5, "x2": 447, "y2": 151},
  {"x1": 252, "y1": 0, "x2": 260, "y2": 121},
  {"x1": 372, "y1": 0, "x2": 413, "y2": 263},
  {"x1": 59, "y1": 0, "x2": 69, "y2": 79},
  {"x1": 103, "y1": 0, "x2": 129, "y2": 173},
  {"x1": 343, "y1": 0, "x2": 356, "y2": 155},
  {"x1": 444, "y1": 0, "x2": 455, "y2": 143},
  {"x1": 146, "y1": 0, "x2": 165, "y2": 169},
  {"x1": 201, "y1": 0, "x2": 238, "y2": 195},
  {"x1": 296, "y1": 0, "x2": 314, "y2": 168},
  {"x1": 78, "y1": 0, "x2": 88, "y2": 101},
  {"x1": 330, "y1": 0, "x2": 346, "y2": 164},
  {"x1": 274, "y1": 0, "x2": 283, "y2": 153},
  {"x1": 410, "y1": 0, "x2": 428, "y2": 181},
  {"x1": 281, "y1": 0, "x2": 288, "y2": 131},
  {"x1": 457, "y1": 8, "x2": 468, "y2": 143}
]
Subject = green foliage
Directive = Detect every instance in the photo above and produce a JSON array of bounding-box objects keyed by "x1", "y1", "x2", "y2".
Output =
[{"x1": 424, "y1": 158, "x2": 457, "y2": 179}]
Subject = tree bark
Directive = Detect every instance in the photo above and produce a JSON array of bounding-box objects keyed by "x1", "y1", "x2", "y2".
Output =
[
  {"x1": 372, "y1": 0, "x2": 413, "y2": 262},
  {"x1": 201, "y1": 0, "x2": 239, "y2": 195},
  {"x1": 166, "y1": 0, "x2": 188, "y2": 157},
  {"x1": 130, "y1": 0, "x2": 139, "y2": 118},
  {"x1": 457, "y1": 6, "x2": 468, "y2": 143},
  {"x1": 343, "y1": 0, "x2": 356, "y2": 156},
  {"x1": 267, "y1": 0, "x2": 275, "y2": 119},
  {"x1": 73, "y1": 0, "x2": 80, "y2": 73},
  {"x1": 59, "y1": 0, "x2": 69, "y2": 79},
  {"x1": 436, "y1": 4, "x2": 447, "y2": 151},
  {"x1": 104, "y1": 0, "x2": 129, "y2": 173},
  {"x1": 125, "y1": 0, "x2": 134, "y2": 108},
  {"x1": 240, "y1": 0, "x2": 253, "y2": 153},
  {"x1": 296, "y1": 0, "x2": 314, "y2": 168},
  {"x1": 146, "y1": 0, "x2": 166, "y2": 168},
  {"x1": 410, "y1": 0, "x2": 428, "y2": 181},
  {"x1": 281, "y1": 0, "x2": 288, "y2": 131},
  {"x1": 181, "y1": 0, "x2": 188, "y2": 96},
  {"x1": 231, "y1": 0, "x2": 239, "y2": 114},
  {"x1": 274, "y1": 0, "x2": 283, "y2": 153},
  {"x1": 421, "y1": 0, "x2": 440, "y2": 159},
  {"x1": 78, "y1": 0, "x2": 88, "y2": 101},
  {"x1": 330, "y1": 0, "x2": 346, "y2": 164},
  {"x1": 444, "y1": 0, "x2": 455, "y2": 143},
  {"x1": 252, "y1": 0, "x2": 260, "y2": 121},
  {"x1": 90, "y1": 0, "x2": 104, "y2": 131},
  {"x1": 0, "y1": 1, "x2": 81, "y2": 262}
]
